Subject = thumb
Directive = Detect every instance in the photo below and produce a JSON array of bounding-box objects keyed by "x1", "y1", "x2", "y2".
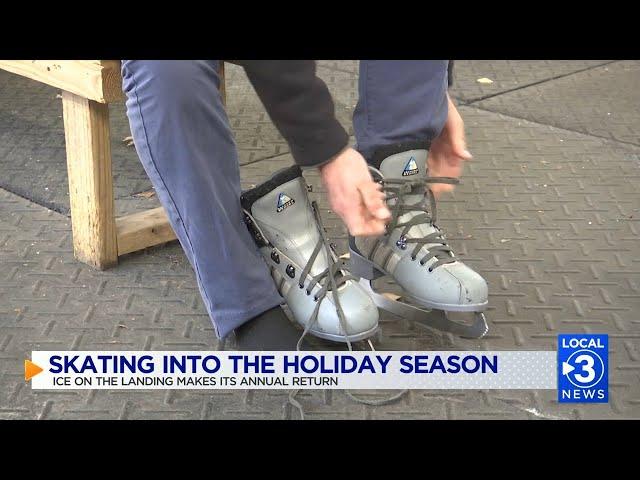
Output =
[{"x1": 449, "y1": 119, "x2": 472, "y2": 162}]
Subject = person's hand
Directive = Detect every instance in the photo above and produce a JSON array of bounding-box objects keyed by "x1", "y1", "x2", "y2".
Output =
[
  {"x1": 319, "y1": 147, "x2": 391, "y2": 236},
  {"x1": 427, "y1": 94, "x2": 473, "y2": 198}
]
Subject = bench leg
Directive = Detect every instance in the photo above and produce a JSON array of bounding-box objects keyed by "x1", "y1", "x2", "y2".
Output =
[{"x1": 62, "y1": 91, "x2": 118, "y2": 270}]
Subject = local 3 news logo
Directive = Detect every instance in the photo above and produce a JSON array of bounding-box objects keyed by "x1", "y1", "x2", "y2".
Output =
[{"x1": 558, "y1": 334, "x2": 608, "y2": 403}]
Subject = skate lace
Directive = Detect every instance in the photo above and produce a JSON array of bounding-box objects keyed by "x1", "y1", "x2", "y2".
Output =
[
  {"x1": 294, "y1": 201, "x2": 357, "y2": 351},
  {"x1": 382, "y1": 175, "x2": 460, "y2": 271},
  {"x1": 243, "y1": 200, "x2": 407, "y2": 418},
  {"x1": 288, "y1": 201, "x2": 409, "y2": 420}
]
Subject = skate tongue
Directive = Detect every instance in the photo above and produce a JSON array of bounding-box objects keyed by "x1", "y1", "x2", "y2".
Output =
[
  {"x1": 250, "y1": 175, "x2": 330, "y2": 278},
  {"x1": 378, "y1": 149, "x2": 428, "y2": 202},
  {"x1": 378, "y1": 149, "x2": 427, "y2": 182},
  {"x1": 377, "y1": 149, "x2": 430, "y2": 204},
  {"x1": 377, "y1": 149, "x2": 443, "y2": 246}
]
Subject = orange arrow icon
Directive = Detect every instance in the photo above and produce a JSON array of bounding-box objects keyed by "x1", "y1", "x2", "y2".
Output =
[{"x1": 25, "y1": 359, "x2": 44, "y2": 381}]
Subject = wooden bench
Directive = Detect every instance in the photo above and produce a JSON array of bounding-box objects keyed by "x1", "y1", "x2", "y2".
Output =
[{"x1": 0, "y1": 60, "x2": 226, "y2": 270}]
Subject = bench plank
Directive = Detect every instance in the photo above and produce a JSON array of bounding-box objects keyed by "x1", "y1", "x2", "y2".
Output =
[{"x1": 0, "y1": 60, "x2": 123, "y2": 103}]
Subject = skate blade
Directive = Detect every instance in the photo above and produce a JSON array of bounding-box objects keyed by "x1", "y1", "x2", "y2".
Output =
[
  {"x1": 358, "y1": 278, "x2": 489, "y2": 339},
  {"x1": 307, "y1": 325, "x2": 380, "y2": 344}
]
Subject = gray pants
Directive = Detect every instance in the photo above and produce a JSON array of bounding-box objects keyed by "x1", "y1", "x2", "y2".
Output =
[{"x1": 121, "y1": 60, "x2": 449, "y2": 338}]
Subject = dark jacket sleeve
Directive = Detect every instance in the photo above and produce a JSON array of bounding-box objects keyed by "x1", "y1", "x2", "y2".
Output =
[{"x1": 232, "y1": 60, "x2": 349, "y2": 168}]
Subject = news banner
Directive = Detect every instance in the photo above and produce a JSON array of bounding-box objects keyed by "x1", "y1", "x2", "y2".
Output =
[{"x1": 24, "y1": 334, "x2": 608, "y2": 404}]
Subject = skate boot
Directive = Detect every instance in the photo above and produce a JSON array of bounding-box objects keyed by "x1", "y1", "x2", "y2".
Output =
[
  {"x1": 241, "y1": 165, "x2": 379, "y2": 345},
  {"x1": 349, "y1": 144, "x2": 489, "y2": 338}
]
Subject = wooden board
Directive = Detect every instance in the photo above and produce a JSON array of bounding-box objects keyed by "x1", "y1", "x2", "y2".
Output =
[
  {"x1": 3, "y1": 59, "x2": 229, "y2": 266},
  {"x1": 0, "y1": 60, "x2": 123, "y2": 103},
  {"x1": 62, "y1": 91, "x2": 118, "y2": 269},
  {"x1": 116, "y1": 207, "x2": 177, "y2": 256}
]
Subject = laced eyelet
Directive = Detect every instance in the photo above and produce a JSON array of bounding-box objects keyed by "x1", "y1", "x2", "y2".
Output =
[
  {"x1": 298, "y1": 284, "x2": 304, "y2": 289},
  {"x1": 285, "y1": 264, "x2": 295, "y2": 278},
  {"x1": 396, "y1": 235, "x2": 408, "y2": 250},
  {"x1": 313, "y1": 297, "x2": 318, "y2": 302},
  {"x1": 305, "y1": 290, "x2": 310, "y2": 296},
  {"x1": 410, "y1": 256, "x2": 416, "y2": 261},
  {"x1": 428, "y1": 267, "x2": 433, "y2": 272}
]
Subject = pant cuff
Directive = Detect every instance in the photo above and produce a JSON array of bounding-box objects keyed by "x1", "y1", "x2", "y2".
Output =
[{"x1": 215, "y1": 294, "x2": 284, "y2": 340}]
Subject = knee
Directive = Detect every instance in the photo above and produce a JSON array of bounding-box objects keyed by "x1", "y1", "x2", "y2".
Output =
[{"x1": 121, "y1": 60, "x2": 221, "y2": 108}]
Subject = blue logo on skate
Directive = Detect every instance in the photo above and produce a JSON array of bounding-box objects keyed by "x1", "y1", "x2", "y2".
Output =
[
  {"x1": 276, "y1": 192, "x2": 295, "y2": 212},
  {"x1": 558, "y1": 334, "x2": 608, "y2": 403},
  {"x1": 402, "y1": 157, "x2": 419, "y2": 176}
]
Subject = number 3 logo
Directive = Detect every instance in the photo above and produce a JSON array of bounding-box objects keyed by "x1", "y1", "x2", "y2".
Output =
[
  {"x1": 573, "y1": 354, "x2": 595, "y2": 384},
  {"x1": 566, "y1": 349, "x2": 604, "y2": 389}
]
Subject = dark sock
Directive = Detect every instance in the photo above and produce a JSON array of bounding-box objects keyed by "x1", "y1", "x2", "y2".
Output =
[{"x1": 233, "y1": 306, "x2": 308, "y2": 351}]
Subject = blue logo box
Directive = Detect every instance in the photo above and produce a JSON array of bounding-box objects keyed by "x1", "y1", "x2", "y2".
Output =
[{"x1": 558, "y1": 334, "x2": 608, "y2": 403}]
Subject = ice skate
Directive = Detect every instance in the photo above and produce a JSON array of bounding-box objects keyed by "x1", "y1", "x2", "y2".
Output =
[
  {"x1": 349, "y1": 145, "x2": 489, "y2": 338},
  {"x1": 241, "y1": 165, "x2": 379, "y2": 344}
]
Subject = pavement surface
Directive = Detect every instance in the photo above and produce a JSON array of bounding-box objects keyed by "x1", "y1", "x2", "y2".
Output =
[{"x1": 1, "y1": 60, "x2": 639, "y2": 420}]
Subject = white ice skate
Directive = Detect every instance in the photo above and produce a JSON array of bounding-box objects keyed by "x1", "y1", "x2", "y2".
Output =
[
  {"x1": 242, "y1": 165, "x2": 379, "y2": 345},
  {"x1": 349, "y1": 145, "x2": 489, "y2": 338}
]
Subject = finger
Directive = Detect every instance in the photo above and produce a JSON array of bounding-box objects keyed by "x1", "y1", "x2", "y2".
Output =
[
  {"x1": 449, "y1": 122, "x2": 472, "y2": 162},
  {"x1": 428, "y1": 153, "x2": 444, "y2": 176},
  {"x1": 360, "y1": 206, "x2": 388, "y2": 236},
  {"x1": 341, "y1": 201, "x2": 387, "y2": 237},
  {"x1": 427, "y1": 151, "x2": 440, "y2": 174},
  {"x1": 448, "y1": 141, "x2": 472, "y2": 165},
  {"x1": 435, "y1": 154, "x2": 465, "y2": 179},
  {"x1": 338, "y1": 198, "x2": 369, "y2": 236},
  {"x1": 350, "y1": 218, "x2": 387, "y2": 237},
  {"x1": 428, "y1": 160, "x2": 463, "y2": 197},
  {"x1": 358, "y1": 182, "x2": 391, "y2": 221},
  {"x1": 342, "y1": 211, "x2": 365, "y2": 236},
  {"x1": 430, "y1": 183, "x2": 455, "y2": 199}
]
